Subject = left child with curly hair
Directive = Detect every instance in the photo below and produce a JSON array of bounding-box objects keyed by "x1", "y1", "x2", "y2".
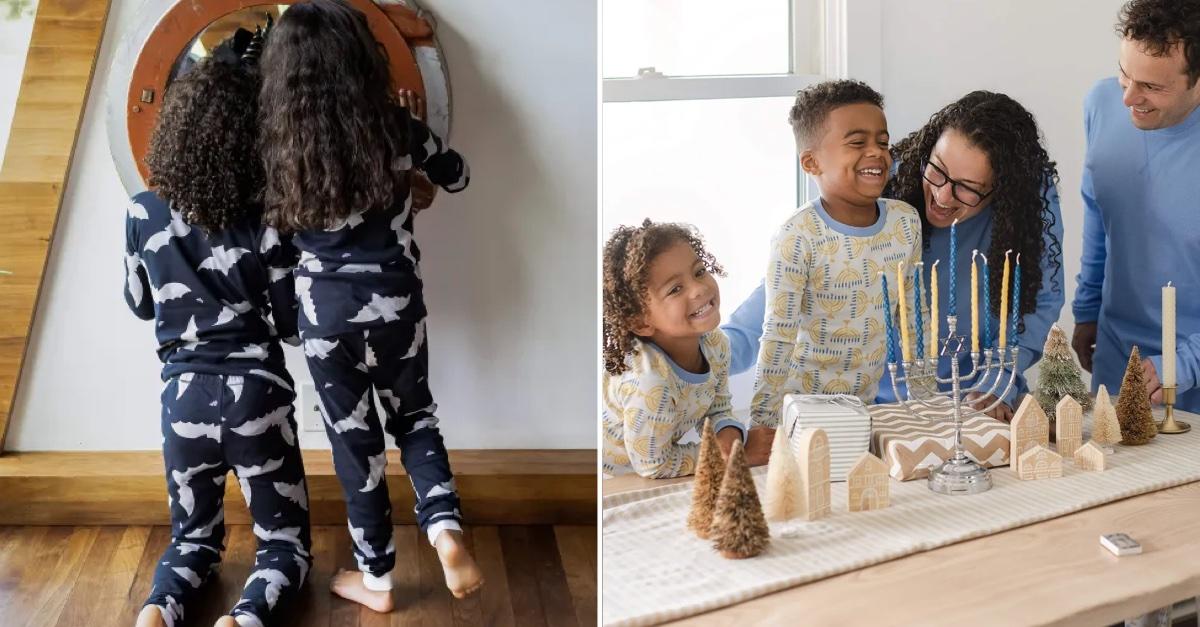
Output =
[
  {"x1": 602, "y1": 220, "x2": 772, "y2": 478},
  {"x1": 125, "y1": 39, "x2": 311, "y2": 627}
]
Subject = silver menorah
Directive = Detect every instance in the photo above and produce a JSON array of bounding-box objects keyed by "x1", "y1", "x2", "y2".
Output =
[{"x1": 886, "y1": 314, "x2": 1019, "y2": 495}]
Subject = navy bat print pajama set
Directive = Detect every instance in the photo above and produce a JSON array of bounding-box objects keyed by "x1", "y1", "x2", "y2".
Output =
[
  {"x1": 294, "y1": 113, "x2": 470, "y2": 591},
  {"x1": 125, "y1": 191, "x2": 310, "y2": 627}
]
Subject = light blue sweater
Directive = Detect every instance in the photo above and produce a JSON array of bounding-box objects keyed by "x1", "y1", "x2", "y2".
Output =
[
  {"x1": 1073, "y1": 77, "x2": 1200, "y2": 412},
  {"x1": 726, "y1": 186, "x2": 1065, "y2": 407}
]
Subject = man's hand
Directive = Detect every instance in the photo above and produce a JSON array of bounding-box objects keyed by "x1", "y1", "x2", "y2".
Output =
[
  {"x1": 397, "y1": 88, "x2": 426, "y2": 120},
  {"x1": 1142, "y1": 358, "x2": 1163, "y2": 405},
  {"x1": 743, "y1": 426, "x2": 775, "y2": 467},
  {"x1": 966, "y1": 392, "x2": 1014, "y2": 422},
  {"x1": 1073, "y1": 322, "x2": 1098, "y2": 373}
]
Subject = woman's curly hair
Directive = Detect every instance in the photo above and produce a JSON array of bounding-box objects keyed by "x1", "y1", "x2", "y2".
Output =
[
  {"x1": 886, "y1": 91, "x2": 1062, "y2": 329},
  {"x1": 1118, "y1": 0, "x2": 1200, "y2": 85},
  {"x1": 145, "y1": 52, "x2": 262, "y2": 232},
  {"x1": 258, "y1": 0, "x2": 412, "y2": 232},
  {"x1": 603, "y1": 220, "x2": 724, "y2": 375}
]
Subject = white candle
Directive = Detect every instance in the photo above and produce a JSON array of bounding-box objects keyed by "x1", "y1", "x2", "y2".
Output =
[{"x1": 1163, "y1": 282, "x2": 1176, "y2": 387}]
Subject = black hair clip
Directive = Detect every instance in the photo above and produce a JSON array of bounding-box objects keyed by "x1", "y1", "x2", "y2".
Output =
[{"x1": 241, "y1": 13, "x2": 274, "y2": 65}]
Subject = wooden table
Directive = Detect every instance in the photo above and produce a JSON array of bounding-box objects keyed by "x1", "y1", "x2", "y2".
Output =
[{"x1": 604, "y1": 465, "x2": 1200, "y2": 626}]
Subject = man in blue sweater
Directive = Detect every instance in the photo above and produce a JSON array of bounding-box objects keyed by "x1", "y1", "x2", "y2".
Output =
[{"x1": 1072, "y1": 0, "x2": 1200, "y2": 413}]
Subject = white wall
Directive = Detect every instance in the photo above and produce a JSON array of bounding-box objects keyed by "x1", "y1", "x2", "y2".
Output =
[
  {"x1": 7, "y1": 0, "x2": 597, "y2": 450},
  {"x1": 871, "y1": 0, "x2": 1125, "y2": 390}
]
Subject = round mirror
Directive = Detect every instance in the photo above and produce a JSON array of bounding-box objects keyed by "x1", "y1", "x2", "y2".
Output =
[{"x1": 106, "y1": 0, "x2": 452, "y2": 195}]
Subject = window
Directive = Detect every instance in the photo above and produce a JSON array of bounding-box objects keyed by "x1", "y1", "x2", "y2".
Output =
[{"x1": 602, "y1": 0, "x2": 826, "y2": 319}]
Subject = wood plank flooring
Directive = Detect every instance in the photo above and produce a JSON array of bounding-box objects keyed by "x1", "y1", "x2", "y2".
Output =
[{"x1": 0, "y1": 524, "x2": 596, "y2": 627}]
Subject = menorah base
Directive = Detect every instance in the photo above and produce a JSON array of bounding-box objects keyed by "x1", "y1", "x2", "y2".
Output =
[{"x1": 928, "y1": 457, "x2": 993, "y2": 495}]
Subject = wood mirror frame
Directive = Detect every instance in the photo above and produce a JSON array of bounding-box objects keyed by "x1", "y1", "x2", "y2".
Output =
[{"x1": 0, "y1": 0, "x2": 447, "y2": 453}]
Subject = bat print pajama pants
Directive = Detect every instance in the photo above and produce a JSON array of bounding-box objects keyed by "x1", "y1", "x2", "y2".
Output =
[
  {"x1": 146, "y1": 372, "x2": 312, "y2": 627},
  {"x1": 303, "y1": 320, "x2": 462, "y2": 590}
]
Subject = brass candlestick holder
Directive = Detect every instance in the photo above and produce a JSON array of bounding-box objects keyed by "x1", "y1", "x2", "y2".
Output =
[{"x1": 1158, "y1": 386, "x2": 1191, "y2": 434}]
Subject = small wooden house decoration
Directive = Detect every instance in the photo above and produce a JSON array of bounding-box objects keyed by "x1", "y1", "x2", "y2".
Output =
[
  {"x1": 846, "y1": 451, "x2": 889, "y2": 512},
  {"x1": 1055, "y1": 395, "x2": 1083, "y2": 458},
  {"x1": 796, "y1": 427, "x2": 831, "y2": 520},
  {"x1": 1011, "y1": 395, "x2": 1049, "y2": 474},
  {"x1": 1017, "y1": 445, "x2": 1062, "y2": 481},
  {"x1": 1073, "y1": 440, "x2": 1107, "y2": 472}
]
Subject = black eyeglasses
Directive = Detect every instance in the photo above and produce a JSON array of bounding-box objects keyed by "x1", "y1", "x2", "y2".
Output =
[{"x1": 922, "y1": 160, "x2": 993, "y2": 207}]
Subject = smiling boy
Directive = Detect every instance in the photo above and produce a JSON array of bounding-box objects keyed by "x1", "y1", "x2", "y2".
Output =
[{"x1": 750, "y1": 80, "x2": 922, "y2": 426}]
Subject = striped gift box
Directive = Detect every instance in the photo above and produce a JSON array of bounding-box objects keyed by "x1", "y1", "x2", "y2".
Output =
[
  {"x1": 783, "y1": 394, "x2": 872, "y2": 482},
  {"x1": 869, "y1": 397, "x2": 1011, "y2": 481}
]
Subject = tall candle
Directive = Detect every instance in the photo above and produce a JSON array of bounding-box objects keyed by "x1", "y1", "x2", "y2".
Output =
[
  {"x1": 914, "y1": 265, "x2": 925, "y2": 361},
  {"x1": 971, "y1": 250, "x2": 979, "y2": 353},
  {"x1": 1164, "y1": 282, "x2": 1176, "y2": 387},
  {"x1": 930, "y1": 260, "x2": 940, "y2": 357},
  {"x1": 1010, "y1": 254, "x2": 1021, "y2": 346},
  {"x1": 980, "y1": 255, "x2": 991, "y2": 349},
  {"x1": 999, "y1": 250, "x2": 1011, "y2": 349},
  {"x1": 948, "y1": 219, "x2": 958, "y2": 316},
  {"x1": 898, "y1": 262, "x2": 912, "y2": 362},
  {"x1": 881, "y1": 273, "x2": 897, "y2": 364}
]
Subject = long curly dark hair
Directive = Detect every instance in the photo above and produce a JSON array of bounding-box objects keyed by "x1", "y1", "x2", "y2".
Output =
[
  {"x1": 886, "y1": 91, "x2": 1061, "y2": 326},
  {"x1": 145, "y1": 52, "x2": 263, "y2": 232},
  {"x1": 258, "y1": 0, "x2": 411, "y2": 231},
  {"x1": 603, "y1": 220, "x2": 725, "y2": 376},
  {"x1": 1118, "y1": 0, "x2": 1200, "y2": 85}
]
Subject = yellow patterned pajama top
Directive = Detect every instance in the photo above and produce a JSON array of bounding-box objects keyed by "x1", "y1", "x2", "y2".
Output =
[
  {"x1": 603, "y1": 331, "x2": 744, "y2": 478},
  {"x1": 751, "y1": 198, "x2": 922, "y2": 426}
]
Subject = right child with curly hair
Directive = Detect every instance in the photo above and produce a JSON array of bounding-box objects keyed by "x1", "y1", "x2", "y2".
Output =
[{"x1": 602, "y1": 220, "x2": 773, "y2": 478}]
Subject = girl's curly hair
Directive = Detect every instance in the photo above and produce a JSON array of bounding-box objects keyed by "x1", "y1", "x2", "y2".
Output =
[
  {"x1": 603, "y1": 220, "x2": 725, "y2": 375},
  {"x1": 886, "y1": 91, "x2": 1062, "y2": 330},
  {"x1": 258, "y1": 0, "x2": 412, "y2": 232},
  {"x1": 145, "y1": 52, "x2": 263, "y2": 232}
]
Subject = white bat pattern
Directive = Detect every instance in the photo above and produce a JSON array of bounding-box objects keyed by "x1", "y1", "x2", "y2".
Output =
[
  {"x1": 273, "y1": 479, "x2": 309, "y2": 510},
  {"x1": 347, "y1": 523, "x2": 376, "y2": 558},
  {"x1": 144, "y1": 210, "x2": 192, "y2": 253},
  {"x1": 332, "y1": 390, "x2": 372, "y2": 433},
  {"x1": 260, "y1": 226, "x2": 281, "y2": 253},
  {"x1": 231, "y1": 405, "x2": 295, "y2": 445},
  {"x1": 184, "y1": 509, "x2": 224, "y2": 539},
  {"x1": 425, "y1": 479, "x2": 456, "y2": 499},
  {"x1": 228, "y1": 343, "x2": 269, "y2": 361},
  {"x1": 360, "y1": 452, "x2": 387, "y2": 493},
  {"x1": 243, "y1": 568, "x2": 291, "y2": 609},
  {"x1": 347, "y1": 294, "x2": 410, "y2": 323},
  {"x1": 152, "y1": 282, "x2": 191, "y2": 303},
  {"x1": 125, "y1": 254, "x2": 145, "y2": 306},
  {"x1": 170, "y1": 421, "x2": 220, "y2": 442},
  {"x1": 295, "y1": 276, "x2": 318, "y2": 324},
  {"x1": 198, "y1": 245, "x2": 251, "y2": 275},
  {"x1": 171, "y1": 566, "x2": 203, "y2": 588},
  {"x1": 303, "y1": 338, "x2": 339, "y2": 360},
  {"x1": 127, "y1": 200, "x2": 149, "y2": 220},
  {"x1": 171, "y1": 462, "x2": 222, "y2": 516},
  {"x1": 402, "y1": 318, "x2": 426, "y2": 359},
  {"x1": 235, "y1": 457, "x2": 284, "y2": 478},
  {"x1": 253, "y1": 523, "x2": 304, "y2": 549}
]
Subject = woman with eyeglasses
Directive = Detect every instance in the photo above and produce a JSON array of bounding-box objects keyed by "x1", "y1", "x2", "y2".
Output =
[{"x1": 725, "y1": 91, "x2": 1064, "y2": 421}]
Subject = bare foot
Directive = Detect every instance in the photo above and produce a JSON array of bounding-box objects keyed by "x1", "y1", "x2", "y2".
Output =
[
  {"x1": 135, "y1": 605, "x2": 166, "y2": 627},
  {"x1": 213, "y1": 617, "x2": 238, "y2": 627},
  {"x1": 329, "y1": 569, "x2": 394, "y2": 613},
  {"x1": 435, "y1": 530, "x2": 484, "y2": 598}
]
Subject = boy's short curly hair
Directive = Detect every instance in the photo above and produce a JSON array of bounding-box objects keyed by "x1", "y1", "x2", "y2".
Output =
[
  {"x1": 788, "y1": 79, "x2": 885, "y2": 150},
  {"x1": 145, "y1": 52, "x2": 263, "y2": 233},
  {"x1": 1118, "y1": 0, "x2": 1200, "y2": 85},
  {"x1": 602, "y1": 220, "x2": 724, "y2": 376}
]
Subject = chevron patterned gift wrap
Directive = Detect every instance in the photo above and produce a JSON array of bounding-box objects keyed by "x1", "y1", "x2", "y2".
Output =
[
  {"x1": 784, "y1": 394, "x2": 872, "y2": 481},
  {"x1": 869, "y1": 397, "x2": 1010, "y2": 481}
]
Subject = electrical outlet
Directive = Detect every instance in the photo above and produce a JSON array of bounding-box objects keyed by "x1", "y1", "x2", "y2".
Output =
[{"x1": 300, "y1": 383, "x2": 324, "y2": 432}]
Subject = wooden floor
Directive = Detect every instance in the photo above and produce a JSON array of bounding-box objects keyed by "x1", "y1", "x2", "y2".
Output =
[{"x1": 0, "y1": 524, "x2": 596, "y2": 627}]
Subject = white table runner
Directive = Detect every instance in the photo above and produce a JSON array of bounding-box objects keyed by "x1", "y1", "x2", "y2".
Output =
[{"x1": 602, "y1": 409, "x2": 1200, "y2": 626}]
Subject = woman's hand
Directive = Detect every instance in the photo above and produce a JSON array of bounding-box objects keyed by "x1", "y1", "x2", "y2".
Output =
[{"x1": 966, "y1": 392, "x2": 1014, "y2": 422}]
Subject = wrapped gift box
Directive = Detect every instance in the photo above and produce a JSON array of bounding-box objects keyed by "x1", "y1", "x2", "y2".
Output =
[
  {"x1": 869, "y1": 397, "x2": 1011, "y2": 481},
  {"x1": 784, "y1": 394, "x2": 872, "y2": 482}
]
